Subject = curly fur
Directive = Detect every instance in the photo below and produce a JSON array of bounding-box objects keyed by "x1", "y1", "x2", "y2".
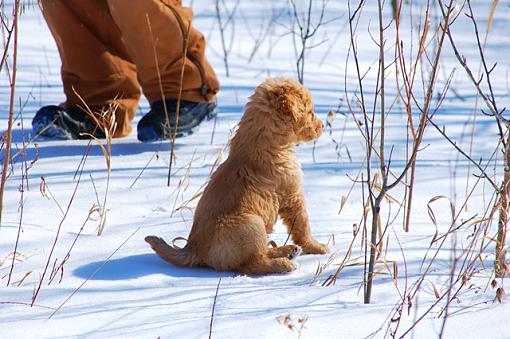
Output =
[{"x1": 145, "y1": 78, "x2": 327, "y2": 275}]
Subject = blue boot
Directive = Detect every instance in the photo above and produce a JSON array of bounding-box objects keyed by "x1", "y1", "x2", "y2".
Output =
[
  {"x1": 32, "y1": 105, "x2": 105, "y2": 140},
  {"x1": 137, "y1": 99, "x2": 217, "y2": 142}
]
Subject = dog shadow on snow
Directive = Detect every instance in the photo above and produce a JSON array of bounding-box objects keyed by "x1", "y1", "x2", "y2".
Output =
[{"x1": 73, "y1": 253, "x2": 232, "y2": 281}]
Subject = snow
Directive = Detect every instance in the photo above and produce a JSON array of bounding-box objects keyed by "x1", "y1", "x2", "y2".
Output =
[{"x1": 1, "y1": 1, "x2": 509, "y2": 338}]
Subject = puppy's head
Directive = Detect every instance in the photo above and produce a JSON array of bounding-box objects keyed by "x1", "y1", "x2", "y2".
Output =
[{"x1": 255, "y1": 78, "x2": 323, "y2": 143}]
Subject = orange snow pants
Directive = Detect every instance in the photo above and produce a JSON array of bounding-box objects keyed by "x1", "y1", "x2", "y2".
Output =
[{"x1": 40, "y1": 0, "x2": 220, "y2": 137}]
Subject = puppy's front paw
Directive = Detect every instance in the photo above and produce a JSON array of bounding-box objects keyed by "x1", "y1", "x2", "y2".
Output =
[
  {"x1": 274, "y1": 258, "x2": 298, "y2": 273},
  {"x1": 289, "y1": 260, "x2": 299, "y2": 271},
  {"x1": 287, "y1": 245, "x2": 302, "y2": 260},
  {"x1": 301, "y1": 241, "x2": 328, "y2": 255}
]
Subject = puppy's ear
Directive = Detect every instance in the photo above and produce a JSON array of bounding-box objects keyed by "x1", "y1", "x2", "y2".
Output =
[{"x1": 270, "y1": 82, "x2": 302, "y2": 122}]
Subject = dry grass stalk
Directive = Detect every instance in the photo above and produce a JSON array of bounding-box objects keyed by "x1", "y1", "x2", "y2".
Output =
[
  {"x1": 464, "y1": 0, "x2": 498, "y2": 210},
  {"x1": 39, "y1": 176, "x2": 65, "y2": 215},
  {"x1": 129, "y1": 150, "x2": 160, "y2": 189},
  {"x1": 49, "y1": 228, "x2": 140, "y2": 319},
  {"x1": 344, "y1": 0, "x2": 457, "y2": 304},
  {"x1": 48, "y1": 205, "x2": 100, "y2": 284},
  {"x1": 277, "y1": 313, "x2": 308, "y2": 339},
  {"x1": 438, "y1": 0, "x2": 508, "y2": 277},
  {"x1": 172, "y1": 148, "x2": 224, "y2": 215},
  {"x1": 326, "y1": 110, "x2": 353, "y2": 163},
  {"x1": 208, "y1": 277, "x2": 222, "y2": 339},
  {"x1": 5, "y1": 92, "x2": 34, "y2": 286},
  {"x1": 0, "y1": 300, "x2": 53, "y2": 310},
  {"x1": 6, "y1": 153, "x2": 25, "y2": 286},
  {"x1": 389, "y1": 153, "x2": 503, "y2": 337},
  {"x1": 167, "y1": 20, "x2": 192, "y2": 187},
  {"x1": 11, "y1": 270, "x2": 32, "y2": 287},
  {"x1": 495, "y1": 132, "x2": 510, "y2": 277},
  {"x1": 72, "y1": 89, "x2": 117, "y2": 236},
  {"x1": 495, "y1": 286, "x2": 505, "y2": 303},
  {"x1": 170, "y1": 150, "x2": 196, "y2": 217},
  {"x1": 0, "y1": 252, "x2": 23, "y2": 268},
  {"x1": 0, "y1": 0, "x2": 20, "y2": 228},
  {"x1": 145, "y1": 13, "x2": 186, "y2": 187},
  {"x1": 146, "y1": 14, "x2": 170, "y2": 142},
  {"x1": 399, "y1": 3, "x2": 431, "y2": 233},
  {"x1": 31, "y1": 142, "x2": 91, "y2": 306}
]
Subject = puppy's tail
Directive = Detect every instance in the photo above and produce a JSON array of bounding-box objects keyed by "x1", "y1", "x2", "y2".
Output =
[{"x1": 145, "y1": 236, "x2": 200, "y2": 268}]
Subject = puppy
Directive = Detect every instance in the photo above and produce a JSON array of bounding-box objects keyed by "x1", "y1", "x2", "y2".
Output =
[{"x1": 145, "y1": 78, "x2": 327, "y2": 275}]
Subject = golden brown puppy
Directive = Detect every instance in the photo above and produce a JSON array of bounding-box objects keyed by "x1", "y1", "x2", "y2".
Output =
[{"x1": 145, "y1": 78, "x2": 327, "y2": 275}]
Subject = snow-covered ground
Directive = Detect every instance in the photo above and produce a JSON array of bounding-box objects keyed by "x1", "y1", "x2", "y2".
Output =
[{"x1": 1, "y1": 1, "x2": 509, "y2": 338}]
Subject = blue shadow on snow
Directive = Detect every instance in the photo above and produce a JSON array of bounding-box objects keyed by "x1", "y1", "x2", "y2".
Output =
[{"x1": 73, "y1": 253, "x2": 230, "y2": 280}]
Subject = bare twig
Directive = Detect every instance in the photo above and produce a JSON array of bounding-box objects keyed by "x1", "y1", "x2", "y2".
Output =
[
  {"x1": 209, "y1": 278, "x2": 222, "y2": 339},
  {"x1": 49, "y1": 227, "x2": 140, "y2": 319},
  {"x1": 48, "y1": 205, "x2": 99, "y2": 284},
  {"x1": 0, "y1": 0, "x2": 19, "y2": 228},
  {"x1": 73, "y1": 91, "x2": 117, "y2": 236},
  {"x1": 439, "y1": 0, "x2": 508, "y2": 277},
  {"x1": 215, "y1": 0, "x2": 239, "y2": 77},
  {"x1": 168, "y1": 20, "x2": 192, "y2": 186},
  {"x1": 289, "y1": 0, "x2": 328, "y2": 84},
  {"x1": 7, "y1": 158, "x2": 24, "y2": 286},
  {"x1": 31, "y1": 144, "x2": 90, "y2": 306}
]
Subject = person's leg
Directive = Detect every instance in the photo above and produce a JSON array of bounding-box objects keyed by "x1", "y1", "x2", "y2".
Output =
[
  {"x1": 107, "y1": 0, "x2": 219, "y2": 104},
  {"x1": 107, "y1": 0, "x2": 220, "y2": 141},
  {"x1": 38, "y1": 0, "x2": 141, "y2": 138}
]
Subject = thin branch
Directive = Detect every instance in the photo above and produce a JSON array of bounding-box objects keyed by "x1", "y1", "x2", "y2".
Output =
[
  {"x1": 168, "y1": 20, "x2": 192, "y2": 186},
  {"x1": 0, "y1": 0, "x2": 19, "y2": 228},
  {"x1": 49, "y1": 228, "x2": 140, "y2": 319},
  {"x1": 209, "y1": 278, "x2": 222, "y2": 339}
]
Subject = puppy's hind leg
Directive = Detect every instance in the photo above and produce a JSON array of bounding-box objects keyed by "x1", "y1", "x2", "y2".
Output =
[
  {"x1": 206, "y1": 214, "x2": 298, "y2": 275},
  {"x1": 239, "y1": 256, "x2": 297, "y2": 275}
]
